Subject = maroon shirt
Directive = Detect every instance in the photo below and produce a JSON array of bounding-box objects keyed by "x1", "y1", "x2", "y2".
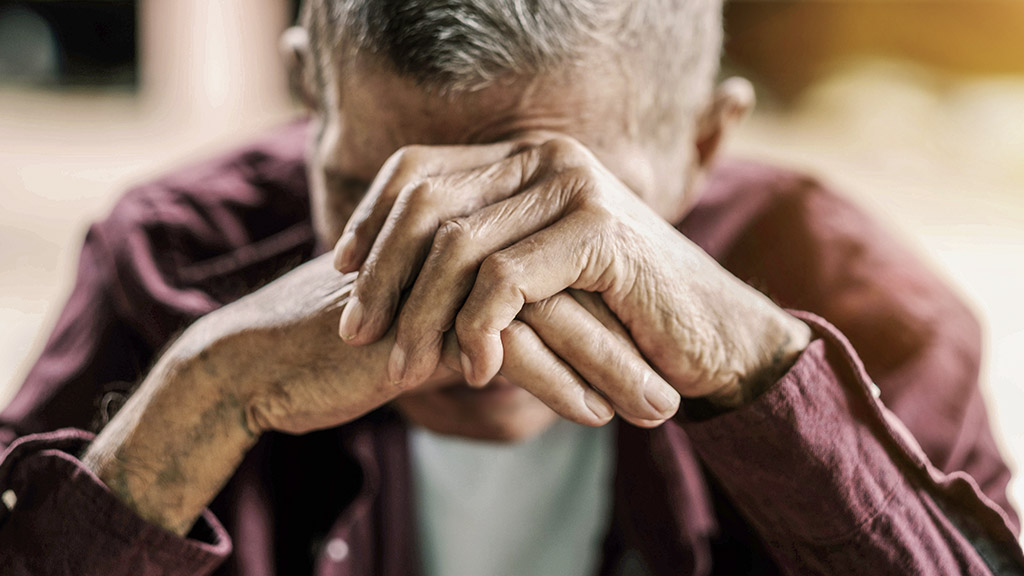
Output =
[{"x1": 1, "y1": 121, "x2": 1022, "y2": 575}]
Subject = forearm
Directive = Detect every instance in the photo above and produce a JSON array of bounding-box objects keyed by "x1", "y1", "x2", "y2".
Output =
[
  {"x1": 680, "y1": 312, "x2": 1024, "y2": 573},
  {"x1": 82, "y1": 314, "x2": 259, "y2": 536}
]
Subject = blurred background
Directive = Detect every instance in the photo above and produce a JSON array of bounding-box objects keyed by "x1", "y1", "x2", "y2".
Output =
[{"x1": 1, "y1": 0, "x2": 1022, "y2": 520}]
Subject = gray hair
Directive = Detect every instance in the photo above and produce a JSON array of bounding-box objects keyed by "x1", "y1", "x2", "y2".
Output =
[{"x1": 303, "y1": 0, "x2": 722, "y2": 143}]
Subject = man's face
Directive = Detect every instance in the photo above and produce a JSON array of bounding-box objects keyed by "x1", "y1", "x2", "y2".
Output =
[{"x1": 306, "y1": 54, "x2": 696, "y2": 442}]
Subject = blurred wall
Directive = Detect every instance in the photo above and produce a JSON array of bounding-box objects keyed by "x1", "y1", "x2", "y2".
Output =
[
  {"x1": 723, "y1": 1, "x2": 1024, "y2": 519},
  {"x1": 140, "y1": 0, "x2": 293, "y2": 138},
  {"x1": 725, "y1": 0, "x2": 1024, "y2": 101},
  {"x1": 0, "y1": 0, "x2": 297, "y2": 408}
]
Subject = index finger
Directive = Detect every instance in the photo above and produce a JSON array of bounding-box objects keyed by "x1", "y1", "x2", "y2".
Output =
[{"x1": 333, "y1": 140, "x2": 525, "y2": 273}]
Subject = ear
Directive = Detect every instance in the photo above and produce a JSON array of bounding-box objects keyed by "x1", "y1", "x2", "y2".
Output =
[
  {"x1": 280, "y1": 26, "x2": 317, "y2": 111},
  {"x1": 694, "y1": 77, "x2": 755, "y2": 169}
]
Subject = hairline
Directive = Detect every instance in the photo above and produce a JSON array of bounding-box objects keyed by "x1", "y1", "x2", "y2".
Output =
[{"x1": 303, "y1": 0, "x2": 723, "y2": 146}]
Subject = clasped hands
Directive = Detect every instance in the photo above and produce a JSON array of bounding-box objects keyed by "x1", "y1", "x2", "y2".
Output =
[
  {"x1": 320, "y1": 133, "x2": 809, "y2": 430},
  {"x1": 80, "y1": 134, "x2": 811, "y2": 538}
]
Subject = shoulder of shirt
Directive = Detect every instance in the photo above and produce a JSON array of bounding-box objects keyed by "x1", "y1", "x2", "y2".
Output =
[
  {"x1": 693, "y1": 157, "x2": 983, "y2": 384},
  {"x1": 682, "y1": 157, "x2": 842, "y2": 259},
  {"x1": 88, "y1": 120, "x2": 316, "y2": 323}
]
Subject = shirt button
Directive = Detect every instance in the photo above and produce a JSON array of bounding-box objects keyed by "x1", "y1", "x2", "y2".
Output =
[
  {"x1": 326, "y1": 538, "x2": 349, "y2": 562},
  {"x1": 1, "y1": 490, "x2": 16, "y2": 511}
]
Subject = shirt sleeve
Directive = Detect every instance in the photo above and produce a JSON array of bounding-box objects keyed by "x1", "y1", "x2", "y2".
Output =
[
  {"x1": 0, "y1": 429, "x2": 230, "y2": 575},
  {"x1": 0, "y1": 218, "x2": 156, "y2": 448},
  {"x1": 0, "y1": 189, "x2": 230, "y2": 573},
  {"x1": 695, "y1": 162, "x2": 1017, "y2": 522},
  {"x1": 680, "y1": 310, "x2": 1024, "y2": 575},
  {"x1": 0, "y1": 125, "x2": 312, "y2": 573}
]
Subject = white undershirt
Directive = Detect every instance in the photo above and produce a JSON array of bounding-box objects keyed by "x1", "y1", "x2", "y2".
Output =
[{"x1": 410, "y1": 419, "x2": 615, "y2": 576}]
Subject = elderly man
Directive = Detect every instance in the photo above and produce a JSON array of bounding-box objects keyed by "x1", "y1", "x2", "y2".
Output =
[{"x1": 1, "y1": 0, "x2": 1022, "y2": 574}]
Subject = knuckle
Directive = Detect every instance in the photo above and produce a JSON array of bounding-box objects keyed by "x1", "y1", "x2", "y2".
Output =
[
  {"x1": 478, "y1": 252, "x2": 519, "y2": 288},
  {"x1": 540, "y1": 135, "x2": 585, "y2": 167},
  {"x1": 563, "y1": 165, "x2": 600, "y2": 191},
  {"x1": 343, "y1": 218, "x2": 365, "y2": 242},
  {"x1": 499, "y1": 320, "x2": 530, "y2": 344},
  {"x1": 510, "y1": 132, "x2": 549, "y2": 152},
  {"x1": 563, "y1": 168, "x2": 612, "y2": 214},
  {"x1": 433, "y1": 218, "x2": 472, "y2": 251},
  {"x1": 391, "y1": 144, "x2": 428, "y2": 170},
  {"x1": 400, "y1": 178, "x2": 436, "y2": 211}
]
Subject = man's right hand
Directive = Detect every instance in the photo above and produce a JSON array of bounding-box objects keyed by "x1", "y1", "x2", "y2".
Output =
[{"x1": 82, "y1": 251, "x2": 664, "y2": 535}]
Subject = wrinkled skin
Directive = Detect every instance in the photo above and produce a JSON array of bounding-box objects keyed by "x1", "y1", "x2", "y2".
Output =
[
  {"x1": 307, "y1": 57, "x2": 807, "y2": 439},
  {"x1": 81, "y1": 32, "x2": 808, "y2": 535}
]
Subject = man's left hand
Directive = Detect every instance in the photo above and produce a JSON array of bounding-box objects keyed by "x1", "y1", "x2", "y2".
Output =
[{"x1": 334, "y1": 135, "x2": 810, "y2": 415}]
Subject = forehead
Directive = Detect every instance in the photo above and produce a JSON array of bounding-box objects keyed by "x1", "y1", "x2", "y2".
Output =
[{"x1": 329, "y1": 54, "x2": 635, "y2": 180}]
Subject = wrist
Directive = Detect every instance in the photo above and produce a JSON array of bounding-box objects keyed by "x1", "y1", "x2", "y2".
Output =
[
  {"x1": 83, "y1": 319, "x2": 260, "y2": 535},
  {"x1": 699, "y1": 312, "x2": 811, "y2": 413}
]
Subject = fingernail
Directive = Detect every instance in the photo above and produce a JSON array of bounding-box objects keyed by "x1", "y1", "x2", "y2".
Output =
[
  {"x1": 334, "y1": 231, "x2": 355, "y2": 271},
  {"x1": 645, "y1": 384, "x2": 680, "y2": 416},
  {"x1": 584, "y1": 389, "x2": 614, "y2": 421},
  {"x1": 339, "y1": 297, "x2": 363, "y2": 340},
  {"x1": 388, "y1": 345, "x2": 406, "y2": 384},
  {"x1": 460, "y1": 352, "x2": 477, "y2": 386}
]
